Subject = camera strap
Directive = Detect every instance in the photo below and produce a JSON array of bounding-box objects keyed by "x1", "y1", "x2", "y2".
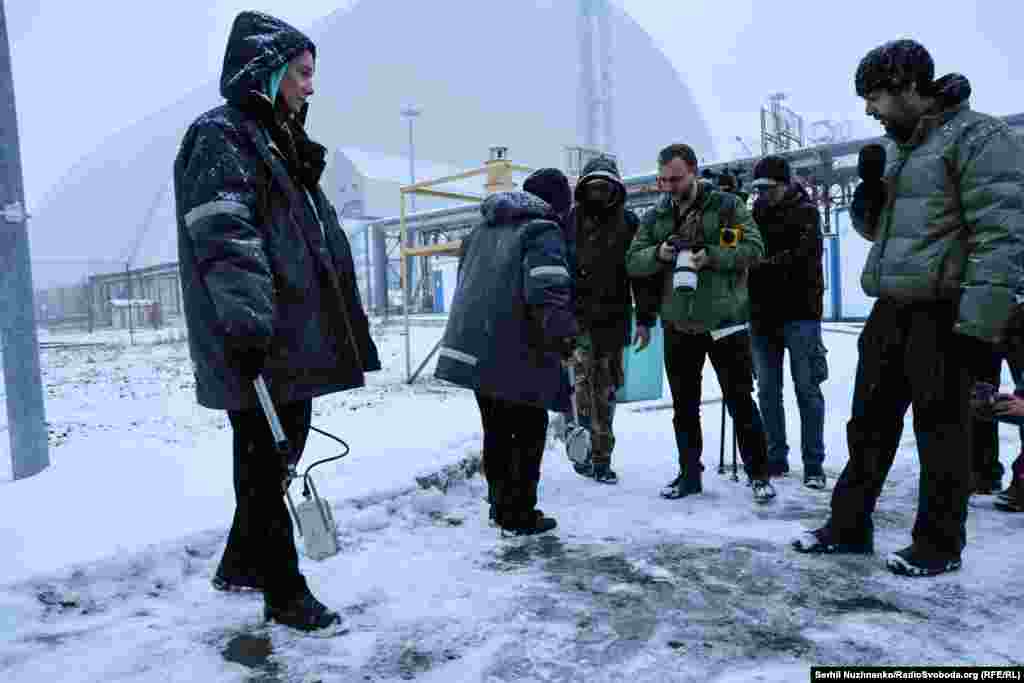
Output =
[{"x1": 673, "y1": 190, "x2": 705, "y2": 245}]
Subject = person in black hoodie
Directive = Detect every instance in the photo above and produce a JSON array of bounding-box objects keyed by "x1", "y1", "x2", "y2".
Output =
[
  {"x1": 175, "y1": 11, "x2": 380, "y2": 631},
  {"x1": 747, "y1": 155, "x2": 828, "y2": 489},
  {"x1": 565, "y1": 155, "x2": 659, "y2": 484},
  {"x1": 435, "y1": 169, "x2": 576, "y2": 535}
]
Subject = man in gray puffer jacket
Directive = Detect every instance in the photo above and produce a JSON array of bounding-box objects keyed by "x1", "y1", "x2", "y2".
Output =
[
  {"x1": 435, "y1": 169, "x2": 577, "y2": 536},
  {"x1": 793, "y1": 39, "x2": 1024, "y2": 577}
]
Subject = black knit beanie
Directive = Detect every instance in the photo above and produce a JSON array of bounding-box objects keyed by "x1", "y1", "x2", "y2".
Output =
[
  {"x1": 855, "y1": 39, "x2": 934, "y2": 97},
  {"x1": 752, "y1": 155, "x2": 791, "y2": 187},
  {"x1": 523, "y1": 168, "x2": 572, "y2": 217}
]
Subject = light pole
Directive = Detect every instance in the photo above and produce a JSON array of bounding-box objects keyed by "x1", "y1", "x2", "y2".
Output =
[
  {"x1": 399, "y1": 104, "x2": 421, "y2": 312},
  {"x1": 400, "y1": 104, "x2": 421, "y2": 210}
]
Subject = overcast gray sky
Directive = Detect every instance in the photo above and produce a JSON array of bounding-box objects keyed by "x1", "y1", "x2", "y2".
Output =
[{"x1": 9, "y1": 0, "x2": 1023, "y2": 207}]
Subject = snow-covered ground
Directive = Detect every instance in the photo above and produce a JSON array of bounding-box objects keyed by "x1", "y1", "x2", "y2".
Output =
[{"x1": 2, "y1": 320, "x2": 1023, "y2": 682}]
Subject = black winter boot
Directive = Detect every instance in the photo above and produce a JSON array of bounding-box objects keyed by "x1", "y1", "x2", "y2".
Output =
[
  {"x1": 592, "y1": 463, "x2": 618, "y2": 484},
  {"x1": 661, "y1": 464, "x2": 703, "y2": 499},
  {"x1": 212, "y1": 572, "x2": 264, "y2": 593},
  {"x1": 264, "y1": 591, "x2": 342, "y2": 632},
  {"x1": 792, "y1": 525, "x2": 874, "y2": 555},
  {"x1": 886, "y1": 544, "x2": 962, "y2": 577},
  {"x1": 499, "y1": 510, "x2": 558, "y2": 536}
]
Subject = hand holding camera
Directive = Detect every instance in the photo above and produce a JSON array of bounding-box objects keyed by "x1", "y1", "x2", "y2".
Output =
[
  {"x1": 665, "y1": 235, "x2": 705, "y2": 291},
  {"x1": 657, "y1": 240, "x2": 679, "y2": 263},
  {"x1": 690, "y1": 248, "x2": 709, "y2": 271}
]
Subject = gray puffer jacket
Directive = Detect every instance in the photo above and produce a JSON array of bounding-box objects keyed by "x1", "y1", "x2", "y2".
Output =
[{"x1": 855, "y1": 74, "x2": 1024, "y2": 343}]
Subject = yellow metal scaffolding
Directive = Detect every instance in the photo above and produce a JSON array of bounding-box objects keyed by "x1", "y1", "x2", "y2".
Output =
[{"x1": 399, "y1": 150, "x2": 533, "y2": 382}]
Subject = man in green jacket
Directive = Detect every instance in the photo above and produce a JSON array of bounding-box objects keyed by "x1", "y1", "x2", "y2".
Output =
[
  {"x1": 793, "y1": 40, "x2": 1024, "y2": 577},
  {"x1": 627, "y1": 143, "x2": 777, "y2": 504}
]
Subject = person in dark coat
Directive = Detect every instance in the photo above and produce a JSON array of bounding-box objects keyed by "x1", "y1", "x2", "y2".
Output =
[
  {"x1": 174, "y1": 11, "x2": 380, "y2": 631},
  {"x1": 435, "y1": 169, "x2": 577, "y2": 536},
  {"x1": 565, "y1": 155, "x2": 659, "y2": 484},
  {"x1": 747, "y1": 155, "x2": 829, "y2": 488},
  {"x1": 970, "y1": 301, "x2": 1024, "y2": 511}
]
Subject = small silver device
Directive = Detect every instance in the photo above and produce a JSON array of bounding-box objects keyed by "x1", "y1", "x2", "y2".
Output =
[{"x1": 254, "y1": 376, "x2": 341, "y2": 561}]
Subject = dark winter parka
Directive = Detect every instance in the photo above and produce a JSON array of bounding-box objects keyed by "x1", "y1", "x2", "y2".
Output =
[
  {"x1": 852, "y1": 74, "x2": 1024, "y2": 343},
  {"x1": 748, "y1": 183, "x2": 825, "y2": 326},
  {"x1": 568, "y1": 156, "x2": 659, "y2": 354},
  {"x1": 435, "y1": 192, "x2": 577, "y2": 412},
  {"x1": 175, "y1": 11, "x2": 380, "y2": 411}
]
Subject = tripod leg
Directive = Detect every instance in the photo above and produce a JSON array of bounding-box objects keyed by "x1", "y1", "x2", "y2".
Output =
[
  {"x1": 731, "y1": 420, "x2": 739, "y2": 482},
  {"x1": 718, "y1": 402, "x2": 726, "y2": 475}
]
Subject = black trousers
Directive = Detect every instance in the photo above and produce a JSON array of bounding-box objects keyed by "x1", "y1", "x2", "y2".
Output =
[
  {"x1": 968, "y1": 350, "x2": 1006, "y2": 488},
  {"x1": 475, "y1": 392, "x2": 548, "y2": 527},
  {"x1": 217, "y1": 398, "x2": 312, "y2": 605},
  {"x1": 663, "y1": 327, "x2": 769, "y2": 479},
  {"x1": 829, "y1": 300, "x2": 971, "y2": 556}
]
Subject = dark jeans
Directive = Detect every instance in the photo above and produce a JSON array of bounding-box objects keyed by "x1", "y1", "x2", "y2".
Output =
[
  {"x1": 750, "y1": 320, "x2": 828, "y2": 472},
  {"x1": 217, "y1": 398, "x2": 312, "y2": 605},
  {"x1": 663, "y1": 326, "x2": 768, "y2": 480},
  {"x1": 475, "y1": 392, "x2": 549, "y2": 527},
  {"x1": 829, "y1": 300, "x2": 971, "y2": 557},
  {"x1": 969, "y1": 350, "x2": 1005, "y2": 487}
]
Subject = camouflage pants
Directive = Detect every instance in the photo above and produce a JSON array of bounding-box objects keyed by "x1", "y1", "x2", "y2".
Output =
[{"x1": 570, "y1": 346, "x2": 624, "y2": 466}]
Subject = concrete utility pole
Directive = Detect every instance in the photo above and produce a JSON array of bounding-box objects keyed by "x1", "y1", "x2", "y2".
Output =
[{"x1": 0, "y1": 1, "x2": 49, "y2": 480}]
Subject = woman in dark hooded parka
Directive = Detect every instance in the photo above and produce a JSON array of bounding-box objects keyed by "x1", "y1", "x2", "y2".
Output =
[{"x1": 175, "y1": 11, "x2": 379, "y2": 632}]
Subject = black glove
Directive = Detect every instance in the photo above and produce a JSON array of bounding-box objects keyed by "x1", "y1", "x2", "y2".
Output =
[
  {"x1": 656, "y1": 238, "x2": 678, "y2": 264},
  {"x1": 225, "y1": 339, "x2": 267, "y2": 381},
  {"x1": 557, "y1": 336, "x2": 576, "y2": 361},
  {"x1": 970, "y1": 381, "x2": 999, "y2": 421},
  {"x1": 752, "y1": 195, "x2": 772, "y2": 226}
]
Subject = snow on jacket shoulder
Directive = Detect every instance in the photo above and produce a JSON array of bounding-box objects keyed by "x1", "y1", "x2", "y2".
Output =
[
  {"x1": 175, "y1": 11, "x2": 379, "y2": 411},
  {"x1": 435, "y1": 192, "x2": 574, "y2": 412},
  {"x1": 860, "y1": 74, "x2": 1024, "y2": 343}
]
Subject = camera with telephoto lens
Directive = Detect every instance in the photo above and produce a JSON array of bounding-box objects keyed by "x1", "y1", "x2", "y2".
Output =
[{"x1": 668, "y1": 234, "x2": 702, "y2": 292}]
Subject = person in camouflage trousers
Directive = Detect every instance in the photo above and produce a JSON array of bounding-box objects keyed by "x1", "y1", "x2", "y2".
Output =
[
  {"x1": 570, "y1": 343, "x2": 623, "y2": 480},
  {"x1": 566, "y1": 156, "x2": 660, "y2": 484}
]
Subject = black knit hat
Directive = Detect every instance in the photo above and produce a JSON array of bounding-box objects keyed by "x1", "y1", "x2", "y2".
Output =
[
  {"x1": 855, "y1": 39, "x2": 934, "y2": 97},
  {"x1": 751, "y1": 155, "x2": 791, "y2": 188},
  {"x1": 523, "y1": 167, "x2": 572, "y2": 217},
  {"x1": 580, "y1": 154, "x2": 621, "y2": 179}
]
